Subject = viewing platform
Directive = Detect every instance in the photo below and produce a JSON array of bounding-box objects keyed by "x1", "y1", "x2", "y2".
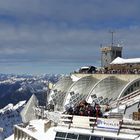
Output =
[{"x1": 14, "y1": 113, "x2": 140, "y2": 140}]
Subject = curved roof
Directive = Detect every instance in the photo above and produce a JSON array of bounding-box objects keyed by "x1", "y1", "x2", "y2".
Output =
[
  {"x1": 118, "y1": 78, "x2": 140, "y2": 99},
  {"x1": 87, "y1": 76, "x2": 127, "y2": 104},
  {"x1": 52, "y1": 76, "x2": 73, "y2": 93},
  {"x1": 48, "y1": 76, "x2": 73, "y2": 110},
  {"x1": 64, "y1": 76, "x2": 99, "y2": 108}
]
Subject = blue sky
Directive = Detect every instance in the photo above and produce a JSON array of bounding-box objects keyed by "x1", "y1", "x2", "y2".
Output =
[{"x1": 0, "y1": 0, "x2": 140, "y2": 75}]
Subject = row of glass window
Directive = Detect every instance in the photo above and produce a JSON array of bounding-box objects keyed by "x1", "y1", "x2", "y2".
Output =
[{"x1": 55, "y1": 132, "x2": 125, "y2": 140}]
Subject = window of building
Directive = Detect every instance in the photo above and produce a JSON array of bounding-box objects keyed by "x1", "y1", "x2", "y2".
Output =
[
  {"x1": 104, "y1": 138, "x2": 116, "y2": 140},
  {"x1": 56, "y1": 132, "x2": 67, "y2": 138},
  {"x1": 116, "y1": 51, "x2": 121, "y2": 57},
  {"x1": 130, "y1": 85, "x2": 133, "y2": 92},
  {"x1": 90, "y1": 136, "x2": 101, "y2": 140},
  {"x1": 78, "y1": 134, "x2": 90, "y2": 140},
  {"x1": 66, "y1": 133, "x2": 78, "y2": 139},
  {"x1": 137, "y1": 82, "x2": 139, "y2": 87}
]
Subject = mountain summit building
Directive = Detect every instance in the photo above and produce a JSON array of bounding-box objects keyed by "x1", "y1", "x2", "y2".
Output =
[
  {"x1": 101, "y1": 45, "x2": 122, "y2": 68},
  {"x1": 101, "y1": 31, "x2": 123, "y2": 68}
]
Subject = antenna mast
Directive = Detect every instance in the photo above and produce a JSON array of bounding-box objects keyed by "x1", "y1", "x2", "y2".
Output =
[{"x1": 109, "y1": 31, "x2": 115, "y2": 47}]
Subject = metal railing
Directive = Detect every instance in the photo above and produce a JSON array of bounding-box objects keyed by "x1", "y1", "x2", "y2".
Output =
[
  {"x1": 59, "y1": 114, "x2": 140, "y2": 135},
  {"x1": 110, "y1": 89, "x2": 140, "y2": 108}
]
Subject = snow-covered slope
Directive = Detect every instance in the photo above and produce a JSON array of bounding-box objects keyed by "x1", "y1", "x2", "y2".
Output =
[
  {"x1": 0, "y1": 101, "x2": 26, "y2": 139},
  {"x1": 5, "y1": 134, "x2": 14, "y2": 140},
  {"x1": 0, "y1": 73, "x2": 62, "y2": 139}
]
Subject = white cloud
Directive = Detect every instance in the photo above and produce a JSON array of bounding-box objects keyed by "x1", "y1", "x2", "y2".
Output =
[
  {"x1": 0, "y1": 0, "x2": 139, "y2": 74},
  {"x1": 0, "y1": 21, "x2": 139, "y2": 63}
]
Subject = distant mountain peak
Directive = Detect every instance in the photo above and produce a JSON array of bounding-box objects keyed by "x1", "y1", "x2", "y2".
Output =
[{"x1": 0, "y1": 101, "x2": 26, "y2": 139}]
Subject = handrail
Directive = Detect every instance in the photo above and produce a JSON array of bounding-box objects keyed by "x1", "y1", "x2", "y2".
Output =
[{"x1": 59, "y1": 114, "x2": 140, "y2": 135}]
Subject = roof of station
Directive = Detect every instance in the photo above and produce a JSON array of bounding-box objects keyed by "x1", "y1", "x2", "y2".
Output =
[
  {"x1": 49, "y1": 74, "x2": 140, "y2": 110},
  {"x1": 64, "y1": 76, "x2": 99, "y2": 107},
  {"x1": 52, "y1": 76, "x2": 73, "y2": 93},
  {"x1": 86, "y1": 76, "x2": 128, "y2": 104},
  {"x1": 111, "y1": 57, "x2": 140, "y2": 64},
  {"x1": 48, "y1": 76, "x2": 73, "y2": 110}
]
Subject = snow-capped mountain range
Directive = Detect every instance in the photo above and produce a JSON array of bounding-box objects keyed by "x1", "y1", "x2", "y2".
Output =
[{"x1": 0, "y1": 74, "x2": 61, "y2": 109}]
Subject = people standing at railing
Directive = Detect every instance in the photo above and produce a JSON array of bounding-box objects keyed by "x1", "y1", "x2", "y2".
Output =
[
  {"x1": 67, "y1": 106, "x2": 73, "y2": 115},
  {"x1": 104, "y1": 104, "x2": 110, "y2": 112},
  {"x1": 74, "y1": 67, "x2": 140, "y2": 74},
  {"x1": 95, "y1": 104, "x2": 102, "y2": 118},
  {"x1": 66, "y1": 100, "x2": 103, "y2": 118}
]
